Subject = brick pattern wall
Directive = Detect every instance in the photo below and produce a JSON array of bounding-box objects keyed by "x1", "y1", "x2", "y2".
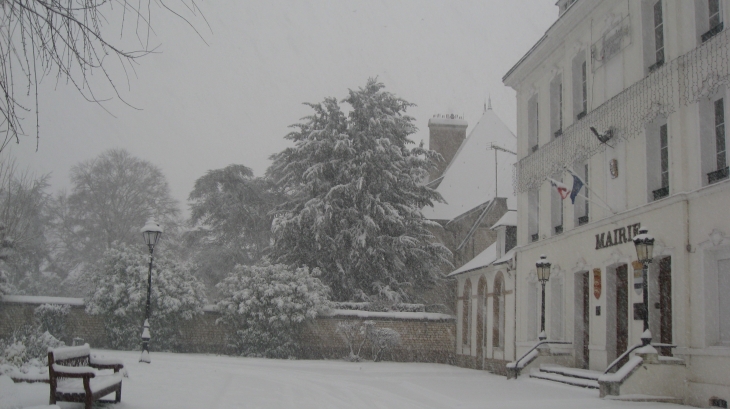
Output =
[
  {"x1": 0, "y1": 301, "x2": 456, "y2": 364},
  {"x1": 299, "y1": 315, "x2": 456, "y2": 363}
]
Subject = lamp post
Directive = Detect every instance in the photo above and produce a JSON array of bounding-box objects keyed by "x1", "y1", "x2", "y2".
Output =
[
  {"x1": 633, "y1": 226, "x2": 654, "y2": 346},
  {"x1": 536, "y1": 255, "x2": 551, "y2": 341},
  {"x1": 140, "y1": 218, "x2": 163, "y2": 363}
]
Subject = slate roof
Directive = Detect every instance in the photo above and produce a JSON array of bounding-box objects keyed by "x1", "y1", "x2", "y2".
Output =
[{"x1": 422, "y1": 107, "x2": 516, "y2": 221}]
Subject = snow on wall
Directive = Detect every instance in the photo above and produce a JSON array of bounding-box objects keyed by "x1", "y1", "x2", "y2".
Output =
[{"x1": 1, "y1": 295, "x2": 84, "y2": 306}]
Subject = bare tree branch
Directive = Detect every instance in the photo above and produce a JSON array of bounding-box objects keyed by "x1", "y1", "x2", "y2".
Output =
[{"x1": 0, "y1": 0, "x2": 207, "y2": 154}]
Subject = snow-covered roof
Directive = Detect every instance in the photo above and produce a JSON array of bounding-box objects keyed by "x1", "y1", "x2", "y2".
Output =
[
  {"x1": 493, "y1": 249, "x2": 515, "y2": 266},
  {"x1": 448, "y1": 242, "x2": 497, "y2": 277},
  {"x1": 491, "y1": 210, "x2": 517, "y2": 229},
  {"x1": 422, "y1": 107, "x2": 516, "y2": 221}
]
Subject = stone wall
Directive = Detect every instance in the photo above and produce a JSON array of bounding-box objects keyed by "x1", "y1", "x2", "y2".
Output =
[
  {"x1": 299, "y1": 314, "x2": 456, "y2": 363},
  {"x1": 0, "y1": 298, "x2": 456, "y2": 364}
]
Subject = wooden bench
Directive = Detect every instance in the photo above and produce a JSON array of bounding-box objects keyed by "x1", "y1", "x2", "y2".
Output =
[{"x1": 48, "y1": 344, "x2": 124, "y2": 409}]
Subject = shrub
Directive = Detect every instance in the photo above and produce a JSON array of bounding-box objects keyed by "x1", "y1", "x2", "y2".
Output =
[
  {"x1": 0, "y1": 327, "x2": 64, "y2": 368},
  {"x1": 34, "y1": 303, "x2": 70, "y2": 342},
  {"x1": 85, "y1": 243, "x2": 207, "y2": 351},
  {"x1": 216, "y1": 262, "x2": 330, "y2": 358}
]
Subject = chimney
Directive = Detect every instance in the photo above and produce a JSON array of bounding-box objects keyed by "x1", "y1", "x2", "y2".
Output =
[{"x1": 428, "y1": 114, "x2": 468, "y2": 181}]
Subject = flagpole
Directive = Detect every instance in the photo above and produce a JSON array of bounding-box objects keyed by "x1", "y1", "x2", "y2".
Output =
[{"x1": 566, "y1": 168, "x2": 616, "y2": 214}]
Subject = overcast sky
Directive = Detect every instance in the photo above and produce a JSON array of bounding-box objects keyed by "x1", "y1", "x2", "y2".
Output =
[{"x1": 9, "y1": 1, "x2": 556, "y2": 216}]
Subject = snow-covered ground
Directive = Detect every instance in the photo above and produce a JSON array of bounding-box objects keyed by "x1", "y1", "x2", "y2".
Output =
[{"x1": 3, "y1": 351, "x2": 692, "y2": 409}]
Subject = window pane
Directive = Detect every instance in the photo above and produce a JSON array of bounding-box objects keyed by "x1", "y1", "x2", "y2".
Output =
[
  {"x1": 718, "y1": 259, "x2": 730, "y2": 344},
  {"x1": 709, "y1": 0, "x2": 721, "y2": 28},
  {"x1": 716, "y1": 99, "x2": 726, "y2": 170}
]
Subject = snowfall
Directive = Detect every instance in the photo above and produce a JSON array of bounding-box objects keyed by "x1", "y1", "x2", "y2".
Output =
[{"x1": 0, "y1": 350, "x2": 695, "y2": 409}]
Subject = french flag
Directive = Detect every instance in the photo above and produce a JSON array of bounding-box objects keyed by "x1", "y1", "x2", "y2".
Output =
[{"x1": 549, "y1": 178, "x2": 571, "y2": 200}]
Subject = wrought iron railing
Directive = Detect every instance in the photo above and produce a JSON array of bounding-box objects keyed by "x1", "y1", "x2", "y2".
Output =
[
  {"x1": 578, "y1": 215, "x2": 589, "y2": 226},
  {"x1": 652, "y1": 186, "x2": 669, "y2": 201},
  {"x1": 708, "y1": 167, "x2": 729, "y2": 184},
  {"x1": 702, "y1": 22, "x2": 724, "y2": 43},
  {"x1": 554, "y1": 225, "x2": 563, "y2": 234},
  {"x1": 531, "y1": 233, "x2": 539, "y2": 242}
]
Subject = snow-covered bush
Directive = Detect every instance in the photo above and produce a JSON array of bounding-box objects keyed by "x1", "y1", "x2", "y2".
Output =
[
  {"x1": 335, "y1": 321, "x2": 368, "y2": 361},
  {"x1": 363, "y1": 321, "x2": 400, "y2": 362},
  {"x1": 216, "y1": 262, "x2": 330, "y2": 358},
  {"x1": 34, "y1": 303, "x2": 70, "y2": 342},
  {"x1": 0, "y1": 327, "x2": 64, "y2": 368},
  {"x1": 85, "y1": 243, "x2": 207, "y2": 351}
]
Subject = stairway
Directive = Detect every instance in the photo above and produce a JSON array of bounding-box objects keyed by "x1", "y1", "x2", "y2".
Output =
[{"x1": 529, "y1": 364, "x2": 600, "y2": 389}]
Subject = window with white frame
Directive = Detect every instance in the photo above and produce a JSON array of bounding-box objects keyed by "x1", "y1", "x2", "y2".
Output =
[
  {"x1": 700, "y1": 90, "x2": 728, "y2": 185},
  {"x1": 698, "y1": 0, "x2": 724, "y2": 43},
  {"x1": 551, "y1": 173, "x2": 564, "y2": 235},
  {"x1": 572, "y1": 53, "x2": 588, "y2": 120},
  {"x1": 653, "y1": 1, "x2": 665, "y2": 66},
  {"x1": 646, "y1": 119, "x2": 669, "y2": 201},
  {"x1": 528, "y1": 94, "x2": 539, "y2": 152},
  {"x1": 528, "y1": 189, "x2": 539, "y2": 242},
  {"x1": 550, "y1": 75, "x2": 563, "y2": 138},
  {"x1": 574, "y1": 162, "x2": 589, "y2": 226}
]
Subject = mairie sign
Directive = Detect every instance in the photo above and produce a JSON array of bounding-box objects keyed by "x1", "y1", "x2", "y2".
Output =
[{"x1": 595, "y1": 223, "x2": 641, "y2": 250}]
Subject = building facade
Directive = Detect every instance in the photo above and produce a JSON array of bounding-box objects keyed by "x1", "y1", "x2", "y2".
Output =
[{"x1": 503, "y1": 0, "x2": 730, "y2": 406}]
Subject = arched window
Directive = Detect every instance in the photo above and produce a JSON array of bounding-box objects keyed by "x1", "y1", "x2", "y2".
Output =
[
  {"x1": 493, "y1": 273, "x2": 506, "y2": 348},
  {"x1": 477, "y1": 277, "x2": 487, "y2": 353},
  {"x1": 462, "y1": 279, "x2": 472, "y2": 346}
]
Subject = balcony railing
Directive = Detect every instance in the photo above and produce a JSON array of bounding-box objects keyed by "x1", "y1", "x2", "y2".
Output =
[
  {"x1": 652, "y1": 186, "x2": 669, "y2": 201},
  {"x1": 578, "y1": 215, "x2": 589, "y2": 226},
  {"x1": 708, "y1": 167, "x2": 729, "y2": 184},
  {"x1": 531, "y1": 233, "x2": 539, "y2": 242},
  {"x1": 515, "y1": 27, "x2": 730, "y2": 194},
  {"x1": 648, "y1": 58, "x2": 664, "y2": 73},
  {"x1": 554, "y1": 225, "x2": 563, "y2": 235},
  {"x1": 702, "y1": 22, "x2": 724, "y2": 43}
]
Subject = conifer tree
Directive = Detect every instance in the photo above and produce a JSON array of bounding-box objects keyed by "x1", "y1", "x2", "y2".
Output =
[{"x1": 268, "y1": 78, "x2": 451, "y2": 302}]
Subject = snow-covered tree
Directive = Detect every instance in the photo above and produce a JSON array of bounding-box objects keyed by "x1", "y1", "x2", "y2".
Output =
[
  {"x1": 187, "y1": 164, "x2": 282, "y2": 292},
  {"x1": 216, "y1": 262, "x2": 330, "y2": 358},
  {"x1": 49, "y1": 149, "x2": 181, "y2": 281},
  {"x1": 85, "y1": 243, "x2": 207, "y2": 351},
  {"x1": 0, "y1": 157, "x2": 55, "y2": 295},
  {"x1": 267, "y1": 78, "x2": 452, "y2": 301}
]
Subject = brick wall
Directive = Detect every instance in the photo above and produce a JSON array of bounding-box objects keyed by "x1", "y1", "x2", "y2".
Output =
[
  {"x1": 300, "y1": 314, "x2": 456, "y2": 363},
  {"x1": 0, "y1": 299, "x2": 456, "y2": 363}
]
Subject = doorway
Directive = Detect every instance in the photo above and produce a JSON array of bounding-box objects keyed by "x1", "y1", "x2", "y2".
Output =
[
  {"x1": 574, "y1": 271, "x2": 590, "y2": 369},
  {"x1": 615, "y1": 265, "x2": 629, "y2": 365},
  {"x1": 658, "y1": 257, "x2": 672, "y2": 355}
]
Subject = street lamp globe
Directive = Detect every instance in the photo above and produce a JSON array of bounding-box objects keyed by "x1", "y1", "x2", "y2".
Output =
[
  {"x1": 141, "y1": 218, "x2": 163, "y2": 251},
  {"x1": 536, "y1": 255, "x2": 551, "y2": 283},
  {"x1": 633, "y1": 226, "x2": 654, "y2": 264}
]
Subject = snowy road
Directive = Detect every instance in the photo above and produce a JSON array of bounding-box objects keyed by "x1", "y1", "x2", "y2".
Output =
[{"x1": 9, "y1": 351, "x2": 691, "y2": 409}]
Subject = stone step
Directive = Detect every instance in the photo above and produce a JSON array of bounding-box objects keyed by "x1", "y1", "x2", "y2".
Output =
[
  {"x1": 538, "y1": 364, "x2": 601, "y2": 381},
  {"x1": 605, "y1": 394, "x2": 684, "y2": 404},
  {"x1": 529, "y1": 369, "x2": 599, "y2": 389}
]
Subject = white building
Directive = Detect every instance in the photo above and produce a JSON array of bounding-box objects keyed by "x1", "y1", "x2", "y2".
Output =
[{"x1": 502, "y1": 0, "x2": 730, "y2": 406}]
